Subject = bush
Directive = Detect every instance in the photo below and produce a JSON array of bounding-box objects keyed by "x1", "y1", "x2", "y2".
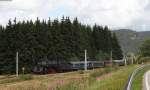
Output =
[
  {"x1": 95, "y1": 51, "x2": 109, "y2": 61},
  {"x1": 77, "y1": 70, "x2": 84, "y2": 74},
  {"x1": 90, "y1": 69, "x2": 104, "y2": 78},
  {"x1": 55, "y1": 77, "x2": 89, "y2": 90},
  {"x1": 56, "y1": 82, "x2": 79, "y2": 90},
  {"x1": 0, "y1": 74, "x2": 33, "y2": 84},
  {"x1": 113, "y1": 65, "x2": 119, "y2": 71},
  {"x1": 90, "y1": 67, "x2": 118, "y2": 78},
  {"x1": 19, "y1": 74, "x2": 33, "y2": 80},
  {"x1": 0, "y1": 77, "x2": 20, "y2": 84},
  {"x1": 105, "y1": 68, "x2": 112, "y2": 73}
]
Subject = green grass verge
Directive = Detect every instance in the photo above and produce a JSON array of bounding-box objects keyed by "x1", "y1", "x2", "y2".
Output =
[
  {"x1": 0, "y1": 65, "x2": 140, "y2": 90},
  {"x1": 131, "y1": 65, "x2": 150, "y2": 90},
  {"x1": 0, "y1": 74, "x2": 33, "y2": 84},
  {"x1": 87, "y1": 65, "x2": 139, "y2": 90},
  {"x1": 56, "y1": 65, "x2": 139, "y2": 90}
]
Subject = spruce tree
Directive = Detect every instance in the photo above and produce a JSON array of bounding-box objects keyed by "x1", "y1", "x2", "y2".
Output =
[
  {"x1": 112, "y1": 33, "x2": 123, "y2": 59},
  {"x1": 0, "y1": 17, "x2": 123, "y2": 74}
]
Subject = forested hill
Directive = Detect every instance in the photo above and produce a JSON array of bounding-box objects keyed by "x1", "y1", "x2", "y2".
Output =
[
  {"x1": 0, "y1": 17, "x2": 122, "y2": 74},
  {"x1": 114, "y1": 29, "x2": 150, "y2": 54}
]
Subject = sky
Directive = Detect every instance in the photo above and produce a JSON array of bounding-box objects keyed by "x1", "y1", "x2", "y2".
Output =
[{"x1": 0, "y1": 0, "x2": 150, "y2": 31}]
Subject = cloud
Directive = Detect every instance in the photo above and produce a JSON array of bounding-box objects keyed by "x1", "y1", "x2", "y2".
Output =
[
  {"x1": 65, "y1": 0, "x2": 149, "y2": 30},
  {"x1": 0, "y1": 0, "x2": 150, "y2": 31}
]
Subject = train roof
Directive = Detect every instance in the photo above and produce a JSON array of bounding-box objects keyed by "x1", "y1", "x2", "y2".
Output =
[
  {"x1": 69, "y1": 61, "x2": 104, "y2": 64},
  {"x1": 113, "y1": 60, "x2": 124, "y2": 62}
]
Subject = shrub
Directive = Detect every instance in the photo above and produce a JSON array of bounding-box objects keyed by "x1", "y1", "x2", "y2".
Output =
[
  {"x1": 55, "y1": 77, "x2": 89, "y2": 90},
  {"x1": 0, "y1": 77, "x2": 20, "y2": 84},
  {"x1": 90, "y1": 69, "x2": 104, "y2": 78},
  {"x1": 56, "y1": 82, "x2": 79, "y2": 90},
  {"x1": 113, "y1": 65, "x2": 119, "y2": 70},
  {"x1": 90, "y1": 67, "x2": 118, "y2": 78},
  {"x1": 105, "y1": 68, "x2": 112, "y2": 73},
  {"x1": 77, "y1": 70, "x2": 84, "y2": 74},
  {"x1": 19, "y1": 74, "x2": 33, "y2": 80}
]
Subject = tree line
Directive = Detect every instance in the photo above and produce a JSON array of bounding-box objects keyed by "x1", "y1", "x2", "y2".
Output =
[{"x1": 0, "y1": 17, "x2": 123, "y2": 74}]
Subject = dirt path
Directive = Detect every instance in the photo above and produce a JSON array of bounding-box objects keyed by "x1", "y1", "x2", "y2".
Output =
[
  {"x1": 96, "y1": 73, "x2": 112, "y2": 81},
  {"x1": 143, "y1": 70, "x2": 150, "y2": 90}
]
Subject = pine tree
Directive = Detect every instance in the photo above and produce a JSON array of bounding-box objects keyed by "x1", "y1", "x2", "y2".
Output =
[
  {"x1": 112, "y1": 33, "x2": 123, "y2": 59},
  {"x1": 0, "y1": 17, "x2": 123, "y2": 74}
]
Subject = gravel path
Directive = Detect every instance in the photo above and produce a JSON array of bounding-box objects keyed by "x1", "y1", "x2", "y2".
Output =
[{"x1": 143, "y1": 70, "x2": 150, "y2": 90}]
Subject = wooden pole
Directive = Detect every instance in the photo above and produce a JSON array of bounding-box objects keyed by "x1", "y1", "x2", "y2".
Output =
[
  {"x1": 84, "y1": 49, "x2": 87, "y2": 71},
  {"x1": 16, "y1": 52, "x2": 18, "y2": 77}
]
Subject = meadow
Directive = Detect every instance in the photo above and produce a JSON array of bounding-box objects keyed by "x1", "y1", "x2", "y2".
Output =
[
  {"x1": 0, "y1": 65, "x2": 139, "y2": 90},
  {"x1": 131, "y1": 65, "x2": 150, "y2": 90}
]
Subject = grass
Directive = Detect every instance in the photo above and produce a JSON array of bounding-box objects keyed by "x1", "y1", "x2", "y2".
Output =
[
  {"x1": 0, "y1": 74, "x2": 33, "y2": 84},
  {"x1": 131, "y1": 65, "x2": 150, "y2": 90},
  {"x1": 86, "y1": 65, "x2": 139, "y2": 90},
  {"x1": 0, "y1": 71, "x2": 90, "y2": 90},
  {"x1": 55, "y1": 65, "x2": 139, "y2": 90},
  {"x1": 0, "y1": 65, "x2": 140, "y2": 90},
  {"x1": 90, "y1": 66, "x2": 119, "y2": 78}
]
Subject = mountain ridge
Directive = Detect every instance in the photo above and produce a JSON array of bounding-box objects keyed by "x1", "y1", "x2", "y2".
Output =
[{"x1": 114, "y1": 29, "x2": 150, "y2": 54}]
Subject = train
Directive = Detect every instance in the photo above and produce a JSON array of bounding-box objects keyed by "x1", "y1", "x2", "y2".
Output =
[{"x1": 33, "y1": 60, "x2": 125, "y2": 74}]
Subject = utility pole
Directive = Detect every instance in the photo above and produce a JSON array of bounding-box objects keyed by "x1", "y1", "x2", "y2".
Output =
[
  {"x1": 124, "y1": 55, "x2": 127, "y2": 66},
  {"x1": 132, "y1": 54, "x2": 134, "y2": 64},
  {"x1": 16, "y1": 52, "x2": 18, "y2": 77},
  {"x1": 84, "y1": 49, "x2": 87, "y2": 71},
  {"x1": 110, "y1": 50, "x2": 112, "y2": 61},
  {"x1": 110, "y1": 50, "x2": 113, "y2": 67}
]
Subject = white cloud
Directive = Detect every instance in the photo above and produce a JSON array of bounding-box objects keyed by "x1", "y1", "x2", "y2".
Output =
[
  {"x1": 0, "y1": 0, "x2": 150, "y2": 31},
  {"x1": 66, "y1": 0, "x2": 149, "y2": 29}
]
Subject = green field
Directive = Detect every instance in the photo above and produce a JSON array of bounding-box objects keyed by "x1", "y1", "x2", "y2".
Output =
[
  {"x1": 0, "y1": 65, "x2": 139, "y2": 90},
  {"x1": 86, "y1": 65, "x2": 139, "y2": 90}
]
